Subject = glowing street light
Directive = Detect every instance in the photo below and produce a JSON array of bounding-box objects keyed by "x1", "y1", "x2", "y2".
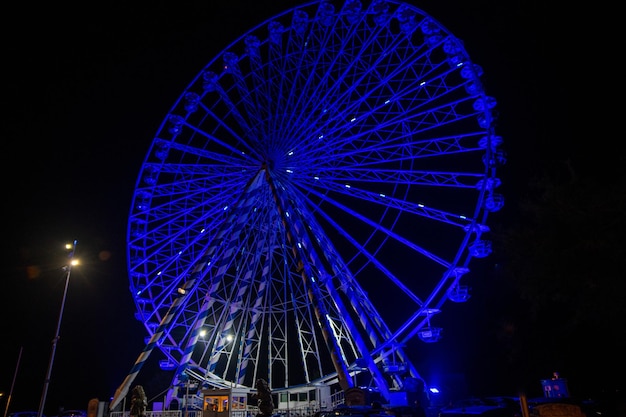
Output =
[{"x1": 37, "y1": 240, "x2": 79, "y2": 417}]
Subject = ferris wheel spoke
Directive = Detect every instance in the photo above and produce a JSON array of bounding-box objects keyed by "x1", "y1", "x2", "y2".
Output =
[
  {"x1": 303, "y1": 175, "x2": 478, "y2": 229},
  {"x1": 150, "y1": 140, "x2": 259, "y2": 168},
  {"x1": 307, "y1": 183, "x2": 450, "y2": 265}
]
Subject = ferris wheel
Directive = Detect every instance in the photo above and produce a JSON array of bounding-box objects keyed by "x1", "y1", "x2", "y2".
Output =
[{"x1": 111, "y1": 0, "x2": 504, "y2": 409}]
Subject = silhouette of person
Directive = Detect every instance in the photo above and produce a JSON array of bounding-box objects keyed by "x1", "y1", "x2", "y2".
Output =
[
  {"x1": 254, "y1": 378, "x2": 274, "y2": 417},
  {"x1": 130, "y1": 385, "x2": 147, "y2": 417}
]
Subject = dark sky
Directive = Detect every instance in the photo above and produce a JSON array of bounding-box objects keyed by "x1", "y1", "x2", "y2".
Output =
[{"x1": 5, "y1": 0, "x2": 618, "y2": 415}]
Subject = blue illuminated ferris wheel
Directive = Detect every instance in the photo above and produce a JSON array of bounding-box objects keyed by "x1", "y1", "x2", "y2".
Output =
[{"x1": 117, "y1": 0, "x2": 504, "y2": 408}]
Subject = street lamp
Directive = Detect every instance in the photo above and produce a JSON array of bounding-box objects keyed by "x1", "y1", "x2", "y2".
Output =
[
  {"x1": 183, "y1": 375, "x2": 198, "y2": 417},
  {"x1": 37, "y1": 240, "x2": 79, "y2": 417},
  {"x1": 3, "y1": 346, "x2": 23, "y2": 417}
]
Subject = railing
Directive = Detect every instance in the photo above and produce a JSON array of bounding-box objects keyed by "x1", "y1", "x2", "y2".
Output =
[
  {"x1": 109, "y1": 406, "x2": 324, "y2": 417},
  {"x1": 110, "y1": 411, "x2": 202, "y2": 417}
]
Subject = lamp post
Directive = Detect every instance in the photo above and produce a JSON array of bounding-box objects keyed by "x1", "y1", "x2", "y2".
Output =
[
  {"x1": 37, "y1": 240, "x2": 79, "y2": 417},
  {"x1": 183, "y1": 377, "x2": 198, "y2": 417},
  {"x1": 3, "y1": 346, "x2": 23, "y2": 417}
]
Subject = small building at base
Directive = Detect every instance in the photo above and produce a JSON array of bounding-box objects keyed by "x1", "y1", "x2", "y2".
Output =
[
  {"x1": 201, "y1": 384, "x2": 333, "y2": 417},
  {"x1": 202, "y1": 388, "x2": 250, "y2": 417}
]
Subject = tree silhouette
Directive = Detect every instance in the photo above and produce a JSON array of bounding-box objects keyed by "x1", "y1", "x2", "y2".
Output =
[{"x1": 491, "y1": 154, "x2": 626, "y2": 397}]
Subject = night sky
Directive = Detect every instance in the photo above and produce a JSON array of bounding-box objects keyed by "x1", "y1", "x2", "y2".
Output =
[{"x1": 3, "y1": 1, "x2": 623, "y2": 416}]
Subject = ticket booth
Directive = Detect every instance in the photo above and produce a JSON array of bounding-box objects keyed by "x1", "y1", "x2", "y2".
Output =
[{"x1": 202, "y1": 388, "x2": 250, "y2": 417}]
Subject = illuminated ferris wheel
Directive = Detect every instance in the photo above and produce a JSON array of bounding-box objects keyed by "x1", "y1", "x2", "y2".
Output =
[{"x1": 112, "y1": 0, "x2": 504, "y2": 408}]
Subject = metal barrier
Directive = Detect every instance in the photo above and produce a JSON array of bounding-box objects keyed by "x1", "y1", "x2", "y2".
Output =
[
  {"x1": 110, "y1": 411, "x2": 202, "y2": 417},
  {"x1": 109, "y1": 407, "x2": 322, "y2": 417}
]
